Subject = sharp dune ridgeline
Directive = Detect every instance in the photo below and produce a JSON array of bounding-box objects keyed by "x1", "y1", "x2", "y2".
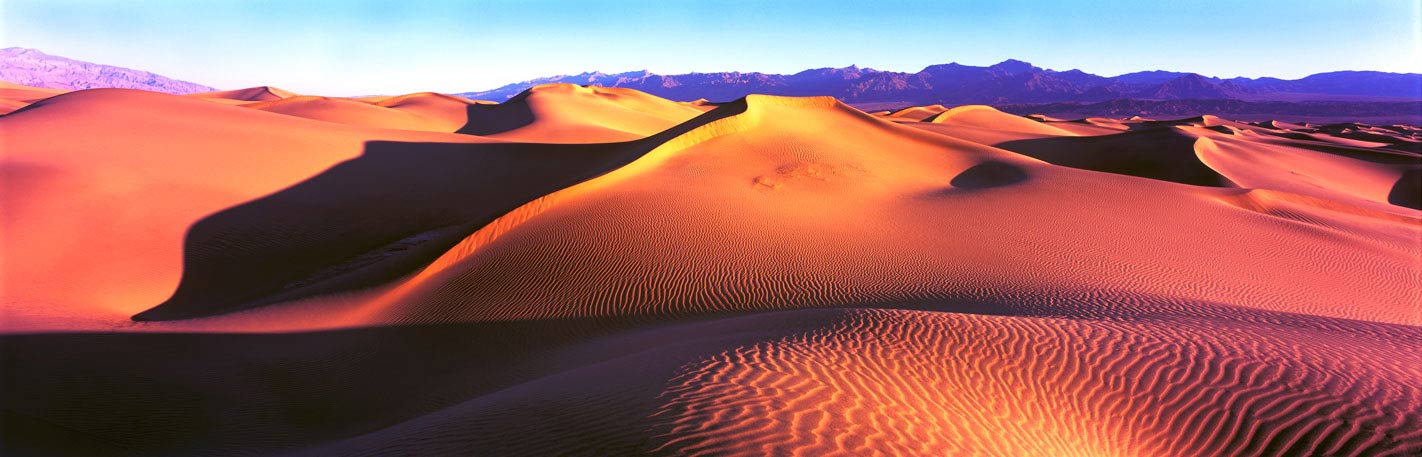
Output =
[{"x1": 1, "y1": 81, "x2": 1421, "y2": 456}]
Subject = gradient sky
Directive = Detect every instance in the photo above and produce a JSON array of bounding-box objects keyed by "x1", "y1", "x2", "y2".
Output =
[{"x1": 3, "y1": 0, "x2": 1420, "y2": 95}]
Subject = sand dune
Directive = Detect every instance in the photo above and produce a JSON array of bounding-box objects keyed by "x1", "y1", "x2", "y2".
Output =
[
  {"x1": 925, "y1": 104, "x2": 1076, "y2": 134},
  {"x1": 288, "y1": 309, "x2": 1421, "y2": 456},
  {"x1": 2, "y1": 85, "x2": 1420, "y2": 456},
  {"x1": 240, "y1": 94, "x2": 492, "y2": 132},
  {"x1": 883, "y1": 103, "x2": 949, "y2": 120},
  {"x1": 681, "y1": 98, "x2": 720, "y2": 112},
  {"x1": 0, "y1": 88, "x2": 497, "y2": 328},
  {"x1": 991, "y1": 126, "x2": 1234, "y2": 186},
  {"x1": 372, "y1": 92, "x2": 494, "y2": 129},
  {"x1": 458, "y1": 83, "x2": 706, "y2": 142},
  {"x1": 339, "y1": 95, "x2": 1418, "y2": 329},
  {"x1": 0, "y1": 81, "x2": 67, "y2": 114},
  {"x1": 221, "y1": 90, "x2": 492, "y2": 132},
  {"x1": 241, "y1": 95, "x2": 442, "y2": 130},
  {"x1": 190, "y1": 85, "x2": 298, "y2": 102}
]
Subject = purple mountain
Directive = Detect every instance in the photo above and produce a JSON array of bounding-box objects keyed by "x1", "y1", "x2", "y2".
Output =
[
  {"x1": 0, "y1": 47, "x2": 214, "y2": 94},
  {"x1": 457, "y1": 59, "x2": 1422, "y2": 105}
]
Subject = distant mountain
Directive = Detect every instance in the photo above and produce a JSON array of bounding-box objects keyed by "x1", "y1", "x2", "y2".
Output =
[
  {"x1": 1112, "y1": 70, "x2": 1196, "y2": 85},
  {"x1": 458, "y1": 59, "x2": 1422, "y2": 105},
  {"x1": 4, "y1": 47, "x2": 1417, "y2": 116},
  {"x1": 0, "y1": 47, "x2": 213, "y2": 94},
  {"x1": 1146, "y1": 74, "x2": 1245, "y2": 100}
]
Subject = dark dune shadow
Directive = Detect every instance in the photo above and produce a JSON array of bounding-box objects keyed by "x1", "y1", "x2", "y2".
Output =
[
  {"x1": 0, "y1": 316, "x2": 663, "y2": 456},
  {"x1": 1252, "y1": 134, "x2": 1422, "y2": 165},
  {"x1": 995, "y1": 128, "x2": 1233, "y2": 187},
  {"x1": 1315, "y1": 124, "x2": 1422, "y2": 154},
  {"x1": 455, "y1": 89, "x2": 536, "y2": 136},
  {"x1": 1389, "y1": 169, "x2": 1422, "y2": 210},
  {"x1": 1087, "y1": 115, "x2": 1215, "y2": 132},
  {"x1": 134, "y1": 99, "x2": 749, "y2": 321},
  {"x1": 15, "y1": 293, "x2": 1422, "y2": 455},
  {"x1": 133, "y1": 140, "x2": 618, "y2": 321},
  {"x1": 949, "y1": 161, "x2": 1028, "y2": 189}
]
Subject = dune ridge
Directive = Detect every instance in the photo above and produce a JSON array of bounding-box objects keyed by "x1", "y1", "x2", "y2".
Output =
[
  {"x1": 458, "y1": 83, "x2": 706, "y2": 143},
  {"x1": 191, "y1": 85, "x2": 298, "y2": 102},
  {"x1": 0, "y1": 81, "x2": 66, "y2": 114}
]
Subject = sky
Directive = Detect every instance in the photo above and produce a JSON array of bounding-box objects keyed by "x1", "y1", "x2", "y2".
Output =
[{"x1": 3, "y1": 0, "x2": 1420, "y2": 95}]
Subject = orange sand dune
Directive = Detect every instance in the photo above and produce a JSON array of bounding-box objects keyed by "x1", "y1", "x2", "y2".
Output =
[
  {"x1": 242, "y1": 95, "x2": 437, "y2": 130},
  {"x1": 1195, "y1": 132, "x2": 1419, "y2": 210},
  {"x1": 882, "y1": 103, "x2": 949, "y2": 120},
  {"x1": 339, "y1": 95, "x2": 1417, "y2": 329},
  {"x1": 292, "y1": 308, "x2": 1422, "y2": 456},
  {"x1": 929, "y1": 107, "x2": 1094, "y2": 135},
  {"x1": 0, "y1": 88, "x2": 503, "y2": 328},
  {"x1": 372, "y1": 92, "x2": 495, "y2": 129},
  {"x1": 132, "y1": 104, "x2": 739, "y2": 322},
  {"x1": 2, "y1": 87, "x2": 1420, "y2": 456},
  {"x1": 0, "y1": 81, "x2": 66, "y2": 114},
  {"x1": 255, "y1": 92, "x2": 497, "y2": 132},
  {"x1": 909, "y1": 104, "x2": 1079, "y2": 144},
  {"x1": 189, "y1": 85, "x2": 299, "y2": 102},
  {"x1": 1020, "y1": 116, "x2": 1129, "y2": 136},
  {"x1": 680, "y1": 98, "x2": 720, "y2": 112}
]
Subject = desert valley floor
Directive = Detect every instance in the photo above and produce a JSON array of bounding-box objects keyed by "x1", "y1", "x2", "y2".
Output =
[{"x1": 1, "y1": 81, "x2": 1420, "y2": 456}]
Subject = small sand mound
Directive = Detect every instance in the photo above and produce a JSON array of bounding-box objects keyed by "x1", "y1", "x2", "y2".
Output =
[
  {"x1": 885, "y1": 104, "x2": 949, "y2": 121},
  {"x1": 191, "y1": 85, "x2": 299, "y2": 102},
  {"x1": 0, "y1": 82, "x2": 66, "y2": 114},
  {"x1": 241, "y1": 95, "x2": 439, "y2": 130},
  {"x1": 925, "y1": 104, "x2": 1077, "y2": 136}
]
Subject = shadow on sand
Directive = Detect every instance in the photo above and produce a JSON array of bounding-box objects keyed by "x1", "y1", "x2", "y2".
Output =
[
  {"x1": 133, "y1": 98, "x2": 748, "y2": 321},
  {"x1": 0, "y1": 316, "x2": 661, "y2": 456}
]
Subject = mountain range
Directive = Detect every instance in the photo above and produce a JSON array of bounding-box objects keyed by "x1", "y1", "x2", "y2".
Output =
[
  {"x1": 2, "y1": 47, "x2": 1418, "y2": 117},
  {"x1": 0, "y1": 47, "x2": 213, "y2": 94},
  {"x1": 457, "y1": 59, "x2": 1422, "y2": 105}
]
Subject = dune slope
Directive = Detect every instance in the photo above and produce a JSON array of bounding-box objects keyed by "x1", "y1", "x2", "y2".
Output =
[
  {"x1": 354, "y1": 95, "x2": 1419, "y2": 328},
  {"x1": 0, "y1": 89, "x2": 497, "y2": 327}
]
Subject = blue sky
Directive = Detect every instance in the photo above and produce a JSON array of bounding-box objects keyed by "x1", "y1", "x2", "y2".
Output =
[{"x1": 3, "y1": 0, "x2": 1419, "y2": 95}]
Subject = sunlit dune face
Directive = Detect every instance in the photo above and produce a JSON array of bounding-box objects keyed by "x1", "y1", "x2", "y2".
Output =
[{"x1": 1, "y1": 85, "x2": 1419, "y2": 456}]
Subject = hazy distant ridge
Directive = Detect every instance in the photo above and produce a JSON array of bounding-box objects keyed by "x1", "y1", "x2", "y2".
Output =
[
  {"x1": 457, "y1": 59, "x2": 1422, "y2": 104},
  {"x1": 0, "y1": 47, "x2": 214, "y2": 94},
  {"x1": 4, "y1": 47, "x2": 1417, "y2": 110}
]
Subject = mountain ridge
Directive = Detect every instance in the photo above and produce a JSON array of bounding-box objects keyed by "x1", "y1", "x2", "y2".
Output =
[
  {"x1": 3, "y1": 47, "x2": 1417, "y2": 117},
  {"x1": 457, "y1": 60, "x2": 1422, "y2": 105},
  {"x1": 0, "y1": 47, "x2": 213, "y2": 94}
]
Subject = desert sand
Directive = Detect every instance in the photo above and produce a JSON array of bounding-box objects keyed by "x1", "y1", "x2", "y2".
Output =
[{"x1": 1, "y1": 83, "x2": 1420, "y2": 456}]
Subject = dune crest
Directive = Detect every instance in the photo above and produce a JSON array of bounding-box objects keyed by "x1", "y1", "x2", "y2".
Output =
[
  {"x1": 458, "y1": 83, "x2": 707, "y2": 143},
  {"x1": 924, "y1": 104, "x2": 1078, "y2": 136},
  {"x1": 883, "y1": 103, "x2": 949, "y2": 120},
  {"x1": 0, "y1": 81, "x2": 67, "y2": 114},
  {"x1": 241, "y1": 95, "x2": 446, "y2": 130},
  {"x1": 191, "y1": 85, "x2": 298, "y2": 102}
]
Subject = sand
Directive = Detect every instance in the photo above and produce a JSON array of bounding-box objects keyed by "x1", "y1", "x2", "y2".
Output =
[
  {"x1": 2, "y1": 84, "x2": 1420, "y2": 456},
  {"x1": 0, "y1": 81, "x2": 66, "y2": 114}
]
